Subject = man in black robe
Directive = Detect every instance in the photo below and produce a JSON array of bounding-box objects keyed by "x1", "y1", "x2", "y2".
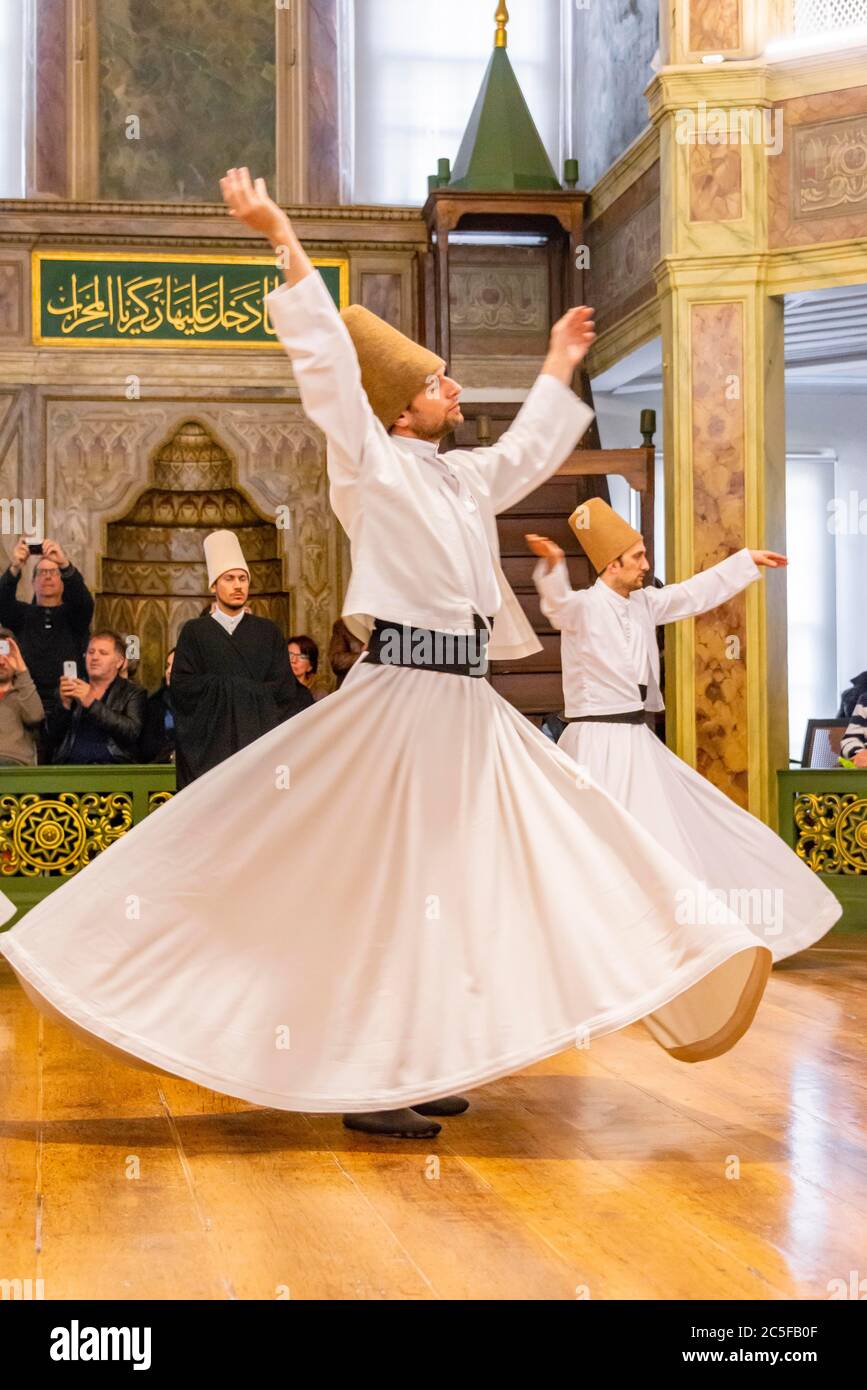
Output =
[{"x1": 171, "y1": 530, "x2": 313, "y2": 788}]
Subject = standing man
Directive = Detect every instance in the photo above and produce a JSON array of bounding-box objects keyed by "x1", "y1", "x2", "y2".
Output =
[
  {"x1": 0, "y1": 537, "x2": 93, "y2": 722},
  {"x1": 0, "y1": 171, "x2": 779, "y2": 1143},
  {"x1": 528, "y1": 498, "x2": 841, "y2": 956},
  {"x1": 170, "y1": 530, "x2": 313, "y2": 788}
]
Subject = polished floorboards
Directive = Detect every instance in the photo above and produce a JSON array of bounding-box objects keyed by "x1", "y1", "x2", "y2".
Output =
[{"x1": 1, "y1": 936, "x2": 865, "y2": 1300}]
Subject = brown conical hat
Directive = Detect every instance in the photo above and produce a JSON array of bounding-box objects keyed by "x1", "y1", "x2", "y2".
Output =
[
  {"x1": 569, "y1": 497, "x2": 643, "y2": 573},
  {"x1": 340, "y1": 305, "x2": 445, "y2": 431}
]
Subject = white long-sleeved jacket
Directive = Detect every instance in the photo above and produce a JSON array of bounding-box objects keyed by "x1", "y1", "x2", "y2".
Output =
[
  {"x1": 533, "y1": 548, "x2": 762, "y2": 715},
  {"x1": 266, "y1": 270, "x2": 595, "y2": 659}
]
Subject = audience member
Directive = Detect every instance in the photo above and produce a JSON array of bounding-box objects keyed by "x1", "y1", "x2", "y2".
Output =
[
  {"x1": 0, "y1": 537, "x2": 93, "y2": 719},
  {"x1": 0, "y1": 628, "x2": 44, "y2": 766},
  {"x1": 141, "y1": 648, "x2": 176, "y2": 763},
  {"x1": 48, "y1": 630, "x2": 146, "y2": 765}
]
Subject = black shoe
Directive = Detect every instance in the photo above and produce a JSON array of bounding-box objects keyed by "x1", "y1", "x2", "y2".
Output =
[
  {"x1": 411, "y1": 1095, "x2": 470, "y2": 1117},
  {"x1": 343, "y1": 1108, "x2": 442, "y2": 1138}
]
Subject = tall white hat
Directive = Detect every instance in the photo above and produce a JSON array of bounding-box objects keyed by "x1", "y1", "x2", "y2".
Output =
[{"x1": 203, "y1": 530, "x2": 249, "y2": 587}]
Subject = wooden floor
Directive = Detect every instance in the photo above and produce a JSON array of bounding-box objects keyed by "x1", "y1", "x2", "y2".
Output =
[{"x1": 2, "y1": 935, "x2": 866, "y2": 1301}]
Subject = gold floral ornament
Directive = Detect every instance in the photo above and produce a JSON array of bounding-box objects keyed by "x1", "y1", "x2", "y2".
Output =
[
  {"x1": 0, "y1": 792, "x2": 133, "y2": 876},
  {"x1": 793, "y1": 793, "x2": 867, "y2": 876}
]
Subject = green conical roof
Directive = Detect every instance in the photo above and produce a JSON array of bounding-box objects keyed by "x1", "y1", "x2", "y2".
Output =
[{"x1": 449, "y1": 47, "x2": 561, "y2": 192}]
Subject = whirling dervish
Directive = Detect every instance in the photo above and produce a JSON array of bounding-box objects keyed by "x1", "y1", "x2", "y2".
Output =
[
  {"x1": 527, "y1": 499, "x2": 840, "y2": 959},
  {"x1": 0, "y1": 169, "x2": 776, "y2": 1141}
]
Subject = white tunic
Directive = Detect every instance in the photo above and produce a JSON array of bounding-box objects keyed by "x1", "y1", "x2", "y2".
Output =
[
  {"x1": 265, "y1": 270, "x2": 594, "y2": 657},
  {"x1": 533, "y1": 549, "x2": 762, "y2": 716},
  {"x1": 533, "y1": 551, "x2": 842, "y2": 961},
  {"x1": 388, "y1": 434, "x2": 502, "y2": 623}
]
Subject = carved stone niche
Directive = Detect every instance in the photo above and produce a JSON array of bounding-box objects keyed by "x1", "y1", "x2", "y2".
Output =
[{"x1": 96, "y1": 420, "x2": 291, "y2": 691}]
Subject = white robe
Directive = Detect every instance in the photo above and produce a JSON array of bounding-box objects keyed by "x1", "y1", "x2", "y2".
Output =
[
  {"x1": 534, "y1": 554, "x2": 841, "y2": 960},
  {"x1": 0, "y1": 274, "x2": 775, "y2": 1113}
]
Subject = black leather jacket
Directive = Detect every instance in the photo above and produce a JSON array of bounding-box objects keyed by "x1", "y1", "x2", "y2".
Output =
[{"x1": 48, "y1": 676, "x2": 146, "y2": 764}]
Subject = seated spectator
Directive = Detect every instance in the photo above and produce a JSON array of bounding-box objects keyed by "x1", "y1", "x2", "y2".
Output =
[
  {"x1": 141, "y1": 648, "x2": 176, "y2": 763},
  {"x1": 288, "y1": 634, "x2": 327, "y2": 700},
  {"x1": 0, "y1": 629, "x2": 45, "y2": 766},
  {"x1": 0, "y1": 536, "x2": 93, "y2": 720},
  {"x1": 328, "y1": 617, "x2": 365, "y2": 688},
  {"x1": 841, "y1": 694, "x2": 867, "y2": 768},
  {"x1": 839, "y1": 669, "x2": 867, "y2": 723},
  {"x1": 48, "y1": 630, "x2": 146, "y2": 765}
]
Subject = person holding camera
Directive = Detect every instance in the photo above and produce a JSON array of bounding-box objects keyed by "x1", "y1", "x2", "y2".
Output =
[
  {"x1": 0, "y1": 628, "x2": 45, "y2": 765},
  {"x1": 48, "y1": 630, "x2": 145, "y2": 765},
  {"x1": 0, "y1": 536, "x2": 94, "y2": 722}
]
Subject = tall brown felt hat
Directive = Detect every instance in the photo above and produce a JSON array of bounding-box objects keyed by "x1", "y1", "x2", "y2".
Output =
[
  {"x1": 569, "y1": 497, "x2": 643, "y2": 573},
  {"x1": 340, "y1": 305, "x2": 445, "y2": 431}
]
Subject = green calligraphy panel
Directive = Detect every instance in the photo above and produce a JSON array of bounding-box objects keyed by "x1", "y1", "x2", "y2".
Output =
[{"x1": 33, "y1": 253, "x2": 348, "y2": 348}]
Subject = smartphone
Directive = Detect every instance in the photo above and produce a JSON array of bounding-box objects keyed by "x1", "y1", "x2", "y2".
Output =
[
  {"x1": 0, "y1": 640, "x2": 9, "y2": 656},
  {"x1": 28, "y1": 542, "x2": 43, "y2": 555},
  {"x1": 63, "y1": 661, "x2": 78, "y2": 680}
]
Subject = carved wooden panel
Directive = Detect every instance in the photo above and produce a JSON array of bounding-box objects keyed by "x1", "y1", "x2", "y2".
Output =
[
  {"x1": 586, "y1": 162, "x2": 660, "y2": 336},
  {"x1": 44, "y1": 400, "x2": 341, "y2": 690},
  {"x1": 448, "y1": 247, "x2": 550, "y2": 358},
  {"x1": 0, "y1": 259, "x2": 24, "y2": 339},
  {"x1": 769, "y1": 92, "x2": 867, "y2": 247}
]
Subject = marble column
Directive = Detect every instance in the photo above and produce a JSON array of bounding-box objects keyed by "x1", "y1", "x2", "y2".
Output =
[{"x1": 650, "y1": 0, "x2": 788, "y2": 822}]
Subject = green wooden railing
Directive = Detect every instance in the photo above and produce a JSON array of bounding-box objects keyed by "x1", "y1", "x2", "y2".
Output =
[
  {"x1": 777, "y1": 769, "x2": 867, "y2": 930},
  {"x1": 1, "y1": 765, "x2": 862, "y2": 932},
  {"x1": 0, "y1": 764, "x2": 176, "y2": 927}
]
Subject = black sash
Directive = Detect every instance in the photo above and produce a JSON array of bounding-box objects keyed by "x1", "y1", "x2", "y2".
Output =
[
  {"x1": 564, "y1": 684, "x2": 649, "y2": 725},
  {"x1": 365, "y1": 614, "x2": 493, "y2": 678}
]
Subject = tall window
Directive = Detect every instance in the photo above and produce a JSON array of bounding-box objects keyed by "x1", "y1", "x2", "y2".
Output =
[
  {"x1": 352, "y1": 0, "x2": 563, "y2": 206},
  {"x1": 786, "y1": 453, "x2": 839, "y2": 761},
  {"x1": 0, "y1": 0, "x2": 26, "y2": 198}
]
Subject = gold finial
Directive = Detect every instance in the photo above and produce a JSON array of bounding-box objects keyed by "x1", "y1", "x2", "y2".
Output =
[{"x1": 495, "y1": 2, "x2": 509, "y2": 49}]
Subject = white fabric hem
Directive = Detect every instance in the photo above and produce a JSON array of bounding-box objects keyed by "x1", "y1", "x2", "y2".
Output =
[{"x1": 0, "y1": 934, "x2": 767, "y2": 1113}]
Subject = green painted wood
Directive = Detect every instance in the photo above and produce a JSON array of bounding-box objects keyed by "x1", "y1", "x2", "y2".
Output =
[
  {"x1": 0, "y1": 765, "x2": 176, "y2": 928},
  {"x1": 777, "y1": 769, "x2": 867, "y2": 930},
  {"x1": 449, "y1": 48, "x2": 561, "y2": 192}
]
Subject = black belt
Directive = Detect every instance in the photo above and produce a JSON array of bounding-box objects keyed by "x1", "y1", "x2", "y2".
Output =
[
  {"x1": 564, "y1": 684, "x2": 648, "y2": 725},
  {"x1": 365, "y1": 614, "x2": 493, "y2": 678}
]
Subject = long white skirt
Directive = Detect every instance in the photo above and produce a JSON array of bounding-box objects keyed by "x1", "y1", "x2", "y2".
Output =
[
  {"x1": 557, "y1": 720, "x2": 841, "y2": 962},
  {"x1": 0, "y1": 660, "x2": 774, "y2": 1113}
]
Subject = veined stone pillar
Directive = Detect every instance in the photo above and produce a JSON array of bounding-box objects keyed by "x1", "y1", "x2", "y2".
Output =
[{"x1": 649, "y1": 4, "x2": 789, "y2": 824}]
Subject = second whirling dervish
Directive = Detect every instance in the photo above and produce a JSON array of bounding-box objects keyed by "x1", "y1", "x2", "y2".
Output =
[
  {"x1": 528, "y1": 499, "x2": 841, "y2": 960},
  {"x1": 0, "y1": 171, "x2": 777, "y2": 1142}
]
